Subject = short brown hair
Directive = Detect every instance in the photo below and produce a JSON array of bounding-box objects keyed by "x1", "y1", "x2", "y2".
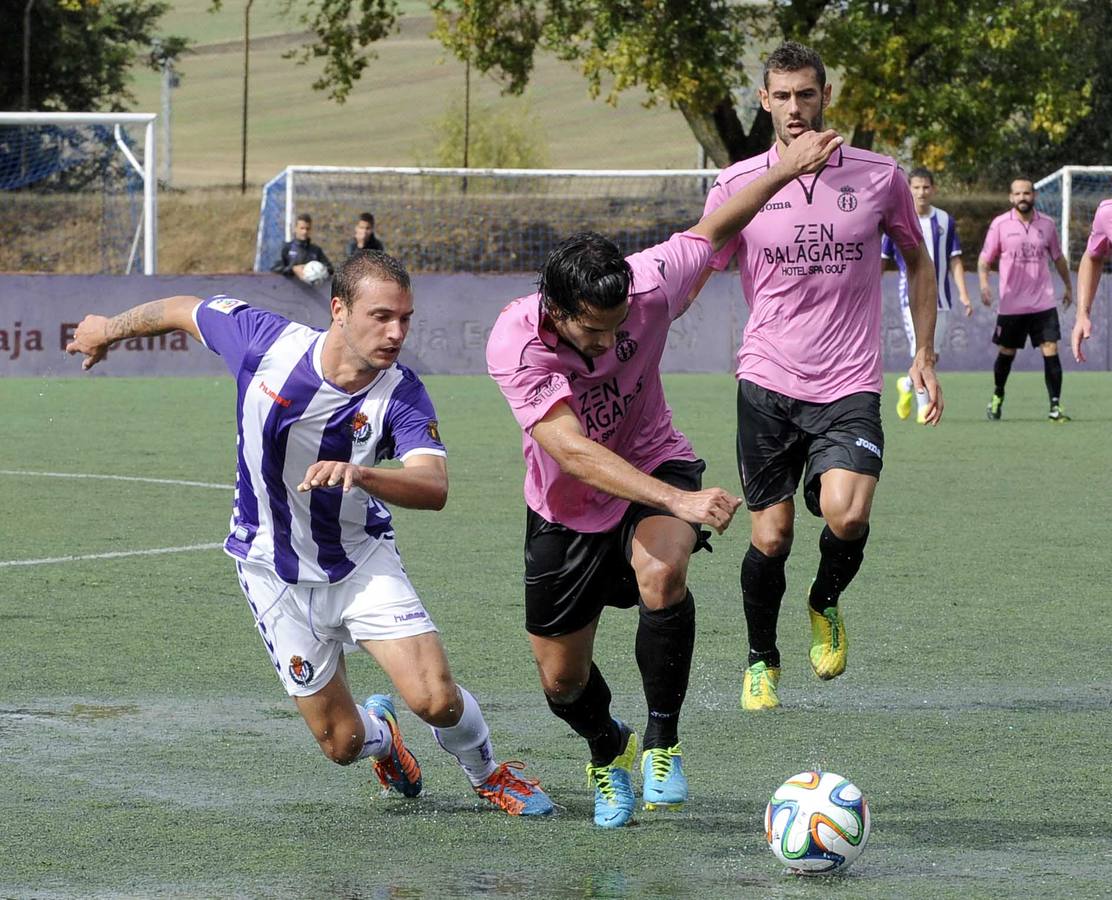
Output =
[
  {"x1": 333, "y1": 250, "x2": 411, "y2": 310},
  {"x1": 763, "y1": 41, "x2": 826, "y2": 90}
]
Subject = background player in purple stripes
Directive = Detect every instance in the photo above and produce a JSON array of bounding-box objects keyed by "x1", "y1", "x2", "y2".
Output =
[
  {"x1": 65, "y1": 250, "x2": 553, "y2": 817},
  {"x1": 1071, "y1": 198, "x2": 1112, "y2": 363},
  {"x1": 883, "y1": 168, "x2": 973, "y2": 424}
]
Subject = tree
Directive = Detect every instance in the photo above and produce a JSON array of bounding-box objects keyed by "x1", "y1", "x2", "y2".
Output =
[
  {"x1": 427, "y1": 96, "x2": 549, "y2": 169},
  {"x1": 0, "y1": 0, "x2": 188, "y2": 112},
  {"x1": 284, "y1": 0, "x2": 1094, "y2": 178},
  {"x1": 809, "y1": 0, "x2": 1092, "y2": 181},
  {"x1": 974, "y1": 0, "x2": 1110, "y2": 181}
]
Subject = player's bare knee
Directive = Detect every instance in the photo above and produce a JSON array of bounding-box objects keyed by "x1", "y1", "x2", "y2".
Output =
[
  {"x1": 753, "y1": 529, "x2": 793, "y2": 557},
  {"x1": 408, "y1": 683, "x2": 461, "y2": 727},
  {"x1": 317, "y1": 725, "x2": 363, "y2": 766},
  {"x1": 539, "y1": 668, "x2": 589, "y2": 704},
  {"x1": 827, "y1": 508, "x2": 870, "y2": 540},
  {"x1": 636, "y1": 558, "x2": 688, "y2": 610}
]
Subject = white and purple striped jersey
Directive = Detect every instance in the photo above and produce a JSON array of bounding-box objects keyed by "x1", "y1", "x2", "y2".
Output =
[
  {"x1": 193, "y1": 296, "x2": 446, "y2": 586},
  {"x1": 882, "y1": 206, "x2": 963, "y2": 310}
]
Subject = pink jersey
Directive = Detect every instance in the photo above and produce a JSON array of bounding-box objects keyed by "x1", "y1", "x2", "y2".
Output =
[
  {"x1": 704, "y1": 144, "x2": 921, "y2": 403},
  {"x1": 1086, "y1": 200, "x2": 1112, "y2": 260},
  {"x1": 487, "y1": 232, "x2": 710, "y2": 532},
  {"x1": 979, "y1": 209, "x2": 1061, "y2": 315}
]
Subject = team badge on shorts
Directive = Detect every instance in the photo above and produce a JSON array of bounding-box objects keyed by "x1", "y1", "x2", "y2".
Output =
[
  {"x1": 349, "y1": 411, "x2": 371, "y2": 443},
  {"x1": 288, "y1": 655, "x2": 315, "y2": 686},
  {"x1": 427, "y1": 420, "x2": 441, "y2": 443}
]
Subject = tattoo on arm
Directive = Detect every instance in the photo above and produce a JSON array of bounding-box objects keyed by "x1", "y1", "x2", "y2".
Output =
[{"x1": 106, "y1": 300, "x2": 168, "y2": 342}]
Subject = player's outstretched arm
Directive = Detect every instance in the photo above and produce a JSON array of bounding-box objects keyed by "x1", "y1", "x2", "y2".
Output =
[
  {"x1": 298, "y1": 454, "x2": 448, "y2": 510},
  {"x1": 690, "y1": 130, "x2": 843, "y2": 254},
  {"x1": 904, "y1": 242, "x2": 944, "y2": 425},
  {"x1": 1072, "y1": 251, "x2": 1103, "y2": 363},
  {"x1": 66, "y1": 295, "x2": 204, "y2": 370},
  {"x1": 530, "y1": 402, "x2": 741, "y2": 534}
]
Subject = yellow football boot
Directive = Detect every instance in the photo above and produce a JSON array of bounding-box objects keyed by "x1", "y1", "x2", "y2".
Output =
[
  {"x1": 809, "y1": 605, "x2": 847, "y2": 680},
  {"x1": 895, "y1": 376, "x2": 913, "y2": 420},
  {"x1": 741, "y1": 660, "x2": 781, "y2": 710}
]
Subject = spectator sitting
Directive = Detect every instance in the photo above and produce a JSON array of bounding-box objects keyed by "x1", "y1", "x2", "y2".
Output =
[
  {"x1": 346, "y1": 212, "x2": 385, "y2": 256},
  {"x1": 272, "y1": 213, "x2": 334, "y2": 283}
]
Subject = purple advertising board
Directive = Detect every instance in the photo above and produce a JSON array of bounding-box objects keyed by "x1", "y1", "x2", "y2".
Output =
[{"x1": 0, "y1": 272, "x2": 1107, "y2": 377}]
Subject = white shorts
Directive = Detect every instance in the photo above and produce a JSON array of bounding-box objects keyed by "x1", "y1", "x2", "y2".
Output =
[
  {"x1": 902, "y1": 305, "x2": 951, "y2": 358},
  {"x1": 235, "y1": 540, "x2": 439, "y2": 697}
]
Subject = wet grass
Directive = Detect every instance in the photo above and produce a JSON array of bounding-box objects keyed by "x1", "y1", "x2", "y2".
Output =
[{"x1": 1, "y1": 372, "x2": 1110, "y2": 897}]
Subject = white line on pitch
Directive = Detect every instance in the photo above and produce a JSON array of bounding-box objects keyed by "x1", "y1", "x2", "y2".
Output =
[
  {"x1": 0, "y1": 542, "x2": 225, "y2": 569},
  {"x1": 0, "y1": 470, "x2": 231, "y2": 490}
]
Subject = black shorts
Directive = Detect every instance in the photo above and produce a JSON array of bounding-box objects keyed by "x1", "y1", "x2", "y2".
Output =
[
  {"x1": 524, "y1": 459, "x2": 710, "y2": 637},
  {"x1": 992, "y1": 308, "x2": 1061, "y2": 348},
  {"x1": 736, "y1": 379, "x2": 883, "y2": 517}
]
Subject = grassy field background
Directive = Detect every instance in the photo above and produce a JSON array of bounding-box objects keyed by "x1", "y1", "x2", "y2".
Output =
[
  {"x1": 1, "y1": 371, "x2": 1110, "y2": 897},
  {"x1": 126, "y1": 1, "x2": 706, "y2": 186}
]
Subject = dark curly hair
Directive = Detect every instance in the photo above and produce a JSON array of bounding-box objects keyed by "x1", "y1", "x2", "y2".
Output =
[{"x1": 538, "y1": 232, "x2": 632, "y2": 321}]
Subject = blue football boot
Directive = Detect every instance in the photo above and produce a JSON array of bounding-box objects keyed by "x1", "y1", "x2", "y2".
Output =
[
  {"x1": 641, "y1": 744, "x2": 687, "y2": 811},
  {"x1": 585, "y1": 721, "x2": 637, "y2": 828}
]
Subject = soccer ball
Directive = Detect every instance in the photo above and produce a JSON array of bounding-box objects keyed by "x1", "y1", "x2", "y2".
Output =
[
  {"x1": 301, "y1": 260, "x2": 330, "y2": 285},
  {"x1": 765, "y1": 771, "x2": 871, "y2": 875}
]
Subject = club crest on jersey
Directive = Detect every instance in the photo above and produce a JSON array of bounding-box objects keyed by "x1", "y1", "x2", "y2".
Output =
[
  {"x1": 837, "y1": 185, "x2": 858, "y2": 212},
  {"x1": 427, "y1": 420, "x2": 441, "y2": 443},
  {"x1": 350, "y1": 411, "x2": 371, "y2": 443},
  {"x1": 615, "y1": 330, "x2": 638, "y2": 363},
  {"x1": 288, "y1": 655, "x2": 315, "y2": 686}
]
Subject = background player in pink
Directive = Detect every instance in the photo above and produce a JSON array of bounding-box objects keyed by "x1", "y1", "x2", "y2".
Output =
[
  {"x1": 1071, "y1": 199, "x2": 1112, "y2": 363},
  {"x1": 65, "y1": 251, "x2": 554, "y2": 818},
  {"x1": 979, "y1": 177, "x2": 1073, "y2": 421},
  {"x1": 487, "y1": 128, "x2": 841, "y2": 828},
  {"x1": 692, "y1": 41, "x2": 942, "y2": 712}
]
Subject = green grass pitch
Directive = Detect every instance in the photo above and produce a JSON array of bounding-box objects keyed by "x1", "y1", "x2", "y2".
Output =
[{"x1": 1, "y1": 372, "x2": 1110, "y2": 898}]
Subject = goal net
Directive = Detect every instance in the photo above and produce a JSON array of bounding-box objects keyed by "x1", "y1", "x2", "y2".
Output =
[
  {"x1": 255, "y1": 166, "x2": 719, "y2": 274},
  {"x1": 0, "y1": 112, "x2": 157, "y2": 274},
  {"x1": 1035, "y1": 166, "x2": 1112, "y2": 266}
]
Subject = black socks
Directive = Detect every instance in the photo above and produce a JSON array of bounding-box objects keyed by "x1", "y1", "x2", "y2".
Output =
[
  {"x1": 741, "y1": 544, "x2": 789, "y2": 668},
  {"x1": 636, "y1": 591, "x2": 696, "y2": 750},
  {"x1": 1043, "y1": 353, "x2": 1063, "y2": 405},
  {"x1": 809, "y1": 525, "x2": 870, "y2": 612},
  {"x1": 545, "y1": 662, "x2": 622, "y2": 766},
  {"x1": 993, "y1": 352, "x2": 1015, "y2": 397}
]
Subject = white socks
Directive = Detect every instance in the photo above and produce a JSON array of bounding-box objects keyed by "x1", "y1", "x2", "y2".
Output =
[
  {"x1": 432, "y1": 686, "x2": 497, "y2": 787},
  {"x1": 356, "y1": 703, "x2": 392, "y2": 761}
]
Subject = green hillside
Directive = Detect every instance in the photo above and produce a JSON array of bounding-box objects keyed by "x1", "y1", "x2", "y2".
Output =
[{"x1": 126, "y1": 4, "x2": 705, "y2": 186}]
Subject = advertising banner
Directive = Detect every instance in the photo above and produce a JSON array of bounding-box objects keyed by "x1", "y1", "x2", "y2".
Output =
[{"x1": 0, "y1": 273, "x2": 1106, "y2": 377}]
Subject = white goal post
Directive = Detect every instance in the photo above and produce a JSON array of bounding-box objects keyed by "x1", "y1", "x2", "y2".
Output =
[
  {"x1": 0, "y1": 111, "x2": 158, "y2": 274},
  {"x1": 1035, "y1": 165, "x2": 1112, "y2": 267},
  {"x1": 255, "y1": 164, "x2": 719, "y2": 274}
]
